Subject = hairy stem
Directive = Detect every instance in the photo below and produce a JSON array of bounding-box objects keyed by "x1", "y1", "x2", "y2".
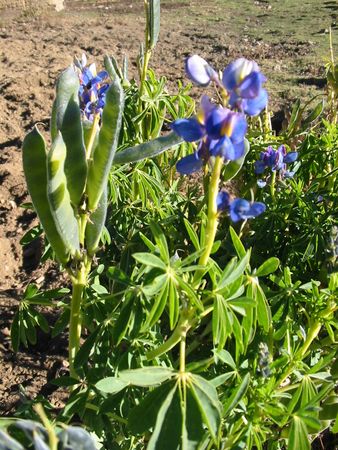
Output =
[
  {"x1": 193, "y1": 156, "x2": 223, "y2": 284},
  {"x1": 34, "y1": 404, "x2": 58, "y2": 450},
  {"x1": 69, "y1": 265, "x2": 88, "y2": 379}
]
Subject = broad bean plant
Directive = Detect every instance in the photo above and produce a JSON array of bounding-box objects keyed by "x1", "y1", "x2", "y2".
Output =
[{"x1": 4, "y1": 1, "x2": 337, "y2": 449}]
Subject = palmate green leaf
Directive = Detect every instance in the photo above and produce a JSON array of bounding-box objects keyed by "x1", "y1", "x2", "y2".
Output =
[
  {"x1": 223, "y1": 138, "x2": 249, "y2": 182},
  {"x1": 95, "y1": 377, "x2": 128, "y2": 395},
  {"x1": 51, "y1": 67, "x2": 87, "y2": 206},
  {"x1": 113, "y1": 132, "x2": 183, "y2": 165},
  {"x1": 288, "y1": 416, "x2": 310, "y2": 450},
  {"x1": 22, "y1": 127, "x2": 71, "y2": 264},
  {"x1": 87, "y1": 57, "x2": 124, "y2": 211},
  {"x1": 229, "y1": 226, "x2": 246, "y2": 259},
  {"x1": 119, "y1": 367, "x2": 174, "y2": 387},
  {"x1": 255, "y1": 257, "x2": 280, "y2": 276},
  {"x1": 112, "y1": 294, "x2": 134, "y2": 345},
  {"x1": 147, "y1": 384, "x2": 181, "y2": 450},
  {"x1": 128, "y1": 381, "x2": 174, "y2": 435},
  {"x1": 47, "y1": 133, "x2": 80, "y2": 258},
  {"x1": 223, "y1": 373, "x2": 250, "y2": 417},
  {"x1": 217, "y1": 252, "x2": 250, "y2": 291},
  {"x1": 255, "y1": 283, "x2": 271, "y2": 332},
  {"x1": 133, "y1": 252, "x2": 167, "y2": 270},
  {"x1": 169, "y1": 278, "x2": 179, "y2": 329},
  {"x1": 143, "y1": 279, "x2": 169, "y2": 328},
  {"x1": 215, "y1": 349, "x2": 237, "y2": 370},
  {"x1": 189, "y1": 374, "x2": 222, "y2": 443},
  {"x1": 150, "y1": 221, "x2": 170, "y2": 264},
  {"x1": 183, "y1": 218, "x2": 200, "y2": 251}
]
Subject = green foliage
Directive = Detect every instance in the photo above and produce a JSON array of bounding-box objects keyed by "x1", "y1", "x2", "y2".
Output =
[{"x1": 16, "y1": 4, "x2": 338, "y2": 450}]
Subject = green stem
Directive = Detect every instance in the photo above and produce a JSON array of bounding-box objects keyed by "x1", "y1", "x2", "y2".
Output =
[
  {"x1": 69, "y1": 265, "x2": 88, "y2": 379},
  {"x1": 34, "y1": 404, "x2": 58, "y2": 450},
  {"x1": 146, "y1": 311, "x2": 194, "y2": 360},
  {"x1": 270, "y1": 170, "x2": 276, "y2": 203},
  {"x1": 179, "y1": 327, "x2": 186, "y2": 374},
  {"x1": 193, "y1": 156, "x2": 223, "y2": 284}
]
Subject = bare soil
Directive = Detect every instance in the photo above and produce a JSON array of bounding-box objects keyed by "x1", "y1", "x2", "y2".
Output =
[{"x1": 0, "y1": 1, "x2": 335, "y2": 443}]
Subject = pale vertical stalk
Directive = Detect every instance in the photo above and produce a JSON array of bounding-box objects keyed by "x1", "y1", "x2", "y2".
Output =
[
  {"x1": 270, "y1": 170, "x2": 276, "y2": 203},
  {"x1": 69, "y1": 265, "x2": 87, "y2": 379},
  {"x1": 193, "y1": 156, "x2": 223, "y2": 284},
  {"x1": 34, "y1": 404, "x2": 58, "y2": 450}
]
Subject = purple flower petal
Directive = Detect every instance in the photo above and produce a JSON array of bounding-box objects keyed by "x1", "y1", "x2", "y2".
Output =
[
  {"x1": 217, "y1": 191, "x2": 231, "y2": 211},
  {"x1": 226, "y1": 113, "x2": 247, "y2": 143},
  {"x1": 222, "y1": 58, "x2": 258, "y2": 91},
  {"x1": 185, "y1": 55, "x2": 215, "y2": 86},
  {"x1": 255, "y1": 160, "x2": 266, "y2": 175},
  {"x1": 248, "y1": 202, "x2": 266, "y2": 217},
  {"x1": 176, "y1": 152, "x2": 203, "y2": 175},
  {"x1": 257, "y1": 179, "x2": 267, "y2": 188},
  {"x1": 238, "y1": 71, "x2": 262, "y2": 99},
  {"x1": 283, "y1": 151, "x2": 298, "y2": 164},
  {"x1": 171, "y1": 118, "x2": 205, "y2": 142},
  {"x1": 206, "y1": 108, "x2": 230, "y2": 140},
  {"x1": 242, "y1": 88, "x2": 268, "y2": 116},
  {"x1": 230, "y1": 198, "x2": 251, "y2": 222}
]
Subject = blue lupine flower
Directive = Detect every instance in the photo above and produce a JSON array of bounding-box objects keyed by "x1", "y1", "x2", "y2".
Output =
[
  {"x1": 254, "y1": 145, "x2": 298, "y2": 176},
  {"x1": 172, "y1": 97, "x2": 247, "y2": 174},
  {"x1": 74, "y1": 54, "x2": 110, "y2": 121},
  {"x1": 185, "y1": 55, "x2": 219, "y2": 86},
  {"x1": 217, "y1": 191, "x2": 266, "y2": 222},
  {"x1": 222, "y1": 58, "x2": 268, "y2": 116}
]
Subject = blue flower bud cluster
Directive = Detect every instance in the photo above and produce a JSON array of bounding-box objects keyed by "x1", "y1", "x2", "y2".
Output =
[
  {"x1": 172, "y1": 55, "x2": 268, "y2": 222},
  {"x1": 74, "y1": 54, "x2": 110, "y2": 122}
]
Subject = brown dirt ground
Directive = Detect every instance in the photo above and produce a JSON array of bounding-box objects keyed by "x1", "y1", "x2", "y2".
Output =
[{"x1": 0, "y1": 1, "x2": 334, "y2": 446}]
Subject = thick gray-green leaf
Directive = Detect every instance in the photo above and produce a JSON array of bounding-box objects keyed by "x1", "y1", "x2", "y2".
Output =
[
  {"x1": 85, "y1": 187, "x2": 108, "y2": 255},
  {"x1": 95, "y1": 377, "x2": 128, "y2": 394},
  {"x1": 47, "y1": 133, "x2": 80, "y2": 258},
  {"x1": 22, "y1": 127, "x2": 70, "y2": 264},
  {"x1": 148, "y1": 0, "x2": 160, "y2": 49},
  {"x1": 87, "y1": 57, "x2": 124, "y2": 211},
  {"x1": 113, "y1": 132, "x2": 183, "y2": 165},
  {"x1": 51, "y1": 67, "x2": 87, "y2": 206},
  {"x1": 119, "y1": 367, "x2": 174, "y2": 387}
]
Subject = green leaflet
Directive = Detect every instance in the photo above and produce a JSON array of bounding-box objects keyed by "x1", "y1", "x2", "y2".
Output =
[
  {"x1": 22, "y1": 127, "x2": 70, "y2": 264},
  {"x1": 51, "y1": 66, "x2": 87, "y2": 207},
  {"x1": 47, "y1": 133, "x2": 80, "y2": 259},
  {"x1": 85, "y1": 187, "x2": 108, "y2": 255},
  {"x1": 148, "y1": 0, "x2": 160, "y2": 49},
  {"x1": 87, "y1": 58, "x2": 124, "y2": 211},
  {"x1": 113, "y1": 131, "x2": 183, "y2": 165}
]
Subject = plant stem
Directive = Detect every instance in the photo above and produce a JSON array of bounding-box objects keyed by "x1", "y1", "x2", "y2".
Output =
[
  {"x1": 270, "y1": 170, "x2": 276, "y2": 203},
  {"x1": 179, "y1": 327, "x2": 186, "y2": 374},
  {"x1": 193, "y1": 156, "x2": 223, "y2": 284},
  {"x1": 34, "y1": 404, "x2": 58, "y2": 450},
  {"x1": 69, "y1": 264, "x2": 88, "y2": 379},
  {"x1": 146, "y1": 311, "x2": 194, "y2": 360}
]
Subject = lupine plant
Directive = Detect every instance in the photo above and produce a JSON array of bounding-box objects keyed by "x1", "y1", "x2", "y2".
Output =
[{"x1": 8, "y1": 1, "x2": 338, "y2": 449}]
